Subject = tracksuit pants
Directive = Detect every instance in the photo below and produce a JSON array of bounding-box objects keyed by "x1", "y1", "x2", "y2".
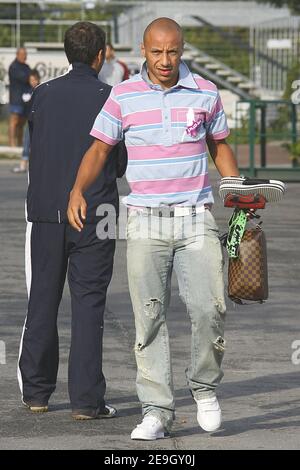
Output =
[{"x1": 18, "y1": 221, "x2": 115, "y2": 414}]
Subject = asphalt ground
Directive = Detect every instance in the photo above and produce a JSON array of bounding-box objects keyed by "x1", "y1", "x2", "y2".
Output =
[{"x1": 0, "y1": 161, "x2": 300, "y2": 450}]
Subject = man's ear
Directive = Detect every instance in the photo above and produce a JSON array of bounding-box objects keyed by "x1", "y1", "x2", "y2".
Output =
[
  {"x1": 140, "y1": 43, "x2": 146, "y2": 58},
  {"x1": 92, "y1": 48, "x2": 105, "y2": 73},
  {"x1": 181, "y1": 41, "x2": 185, "y2": 56},
  {"x1": 98, "y1": 48, "x2": 105, "y2": 65}
]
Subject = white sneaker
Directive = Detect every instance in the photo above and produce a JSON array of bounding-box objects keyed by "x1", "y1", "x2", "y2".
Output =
[
  {"x1": 12, "y1": 166, "x2": 27, "y2": 173},
  {"x1": 131, "y1": 415, "x2": 165, "y2": 440},
  {"x1": 219, "y1": 176, "x2": 285, "y2": 203},
  {"x1": 195, "y1": 396, "x2": 222, "y2": 432}
]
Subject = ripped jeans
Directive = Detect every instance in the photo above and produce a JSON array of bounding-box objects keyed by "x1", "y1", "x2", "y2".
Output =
[{"x1": 127, "y1": 208, "x2": 226, "y2": 431}]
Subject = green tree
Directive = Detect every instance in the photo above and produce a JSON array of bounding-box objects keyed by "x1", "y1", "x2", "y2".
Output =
[{"x1": 256, "y1": 0, "x2": 300, "y2": 14}]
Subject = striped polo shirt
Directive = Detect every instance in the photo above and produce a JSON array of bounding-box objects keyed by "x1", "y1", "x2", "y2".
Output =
[{"x1": 91, "y1": 61, "x2": 230, "y2": 207}]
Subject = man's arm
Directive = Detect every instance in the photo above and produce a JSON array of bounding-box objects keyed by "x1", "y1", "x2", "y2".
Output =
[
  {"x1": 67, "y1": 139, "x2": 114, "y2": 231},
  {"x1": 206, "y1": 137, "x2": 239, "y2": 177}
]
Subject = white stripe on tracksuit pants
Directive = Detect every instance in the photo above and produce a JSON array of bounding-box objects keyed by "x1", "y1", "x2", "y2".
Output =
[{"x1": 17, "y1": 215, "x2": 32, "y2": 397}]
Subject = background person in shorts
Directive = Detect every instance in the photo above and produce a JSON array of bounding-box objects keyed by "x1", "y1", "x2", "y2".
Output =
[
  {"x1": 8, "y1": 47, "x2": 31, "y2": 147},
  {"x1": 12, "y1": 69, "x2": 40, "y2": 173}
]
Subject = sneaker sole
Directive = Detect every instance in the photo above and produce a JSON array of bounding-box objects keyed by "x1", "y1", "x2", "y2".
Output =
[
  {"x1": 220, "y1": 177, "x2": 286, "y2": 193},
  {"x1": 220, "y1": 177, "x2": 284, "y2": 186},
  {"x1": 72, "y1": 410, "x2": 117, "y2": 420},
  {"x1": 72, "y1": 414, "x2": 95, "y2": 421},
  {"x1": 29, "y1": 406, "x2": 48, "y2": 413},
  {"x1": 131, "y1": 432, "x2": 166, "y2": 441},
  {"x1": 219, "y1": 182, "x2": 285, "y2": 203}
]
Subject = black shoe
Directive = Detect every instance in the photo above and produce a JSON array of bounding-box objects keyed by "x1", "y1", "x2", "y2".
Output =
[
  {"x1": 72, "y1": 404, "x2": 117, "y2": 420},
  {"x1": 22, "y1": 399, "x2": 48, "y2": 413}
]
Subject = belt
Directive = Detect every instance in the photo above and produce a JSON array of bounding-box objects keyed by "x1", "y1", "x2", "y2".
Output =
[{"x1": 129, "y1": 205, "x2": 210, "y2": 217}]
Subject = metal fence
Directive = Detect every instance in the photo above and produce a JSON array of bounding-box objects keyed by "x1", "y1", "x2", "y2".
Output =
[
  {"x1": 0, "y1": 19, "x2": 111, "y2": 48},
  {"x1": 250, "y1": 16, "x2": 300, "y2": 94},
  {"x1": 233, "y1": 99, "x2": 300, "y2": 181}
]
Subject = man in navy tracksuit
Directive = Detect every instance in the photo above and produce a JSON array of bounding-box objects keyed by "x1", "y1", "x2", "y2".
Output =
[{"x1": 18, "y1": 22, "x2": 127, "y2": 419}]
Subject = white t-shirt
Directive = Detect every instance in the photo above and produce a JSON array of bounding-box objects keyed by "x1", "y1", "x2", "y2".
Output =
[{"x1": 98, "y1": 59, "x2": 126, "y2": 86}]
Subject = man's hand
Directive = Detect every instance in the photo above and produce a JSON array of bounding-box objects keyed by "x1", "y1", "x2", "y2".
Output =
[
  {"x1": 67, "y1": 190, "x2": 87, "y2": 232},
  {"x1": 66, "y1": 139, "x2": 115, "y2": 231}
]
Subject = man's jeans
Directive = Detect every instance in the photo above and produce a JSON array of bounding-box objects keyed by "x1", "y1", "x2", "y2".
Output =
[{"x1": 127, "y1": 208, "x2": 226, "y2": 431}]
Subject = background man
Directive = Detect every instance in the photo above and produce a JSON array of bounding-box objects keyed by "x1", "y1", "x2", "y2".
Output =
[
  {"x1": 98, "y1": 43, "x2": 129, "y2": 85},
  {"x1": 8, "y1": 47, "x2": 31, "y2": 147},
  {"x1": 12, "y1": 69, "x2": 40, "y2": 173},
  {"x1": 18, "y1": 22, "x2": 127, "y2": 420},
  {"x1": 68, "y1": 17, "x2": 240, "y2": 438}
]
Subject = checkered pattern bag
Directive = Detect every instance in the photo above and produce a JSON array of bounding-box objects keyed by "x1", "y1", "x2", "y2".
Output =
[{"x1": 228, "y1": 227, "x2": 268, "y2": 303}]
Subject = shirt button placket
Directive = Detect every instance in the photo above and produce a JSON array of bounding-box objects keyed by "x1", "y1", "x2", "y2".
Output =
[{"x1": 163, "y1": 93, "x2": 172, "y2": 146}]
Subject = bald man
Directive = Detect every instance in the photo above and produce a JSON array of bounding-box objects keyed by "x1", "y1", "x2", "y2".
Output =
[
  {"x1": 8, "y1": 47, "x2": 31, "y2": 146},
  {"x1": 68, "y1": 17, "x2": 240, "y2": 439}
]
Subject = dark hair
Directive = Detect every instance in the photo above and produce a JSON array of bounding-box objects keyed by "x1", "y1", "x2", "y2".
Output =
[
  {"x1": 64, "y1": 21, "x2": 106, "y2": 66},
  {"x1": 29, "y1": 68, "x2": 40, "y2": 80}
]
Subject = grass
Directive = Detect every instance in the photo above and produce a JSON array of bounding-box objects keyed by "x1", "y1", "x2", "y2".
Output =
[
  {"x1": 0, "y1": 118, "x2": 9, "y2": 146},
  {"x1": 0, "y1": 118, "x2": 22, "y2": 159},
  {"x1": 0, "y1": 154, "x2": 19, "y2": 160}
]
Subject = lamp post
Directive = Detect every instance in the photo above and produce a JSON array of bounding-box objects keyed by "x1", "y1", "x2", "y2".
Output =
[{"x1": 16, "y1": 0, "x2": 21, "y2": 48}]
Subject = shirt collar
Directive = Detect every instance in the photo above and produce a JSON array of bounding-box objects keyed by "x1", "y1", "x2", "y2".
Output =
[
  {"x1": 69, "y1": 62, "x2": 98, "y2": 78},
  {"x1": 140, "y1": 60, "x2": 198, "y2": 91}
]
